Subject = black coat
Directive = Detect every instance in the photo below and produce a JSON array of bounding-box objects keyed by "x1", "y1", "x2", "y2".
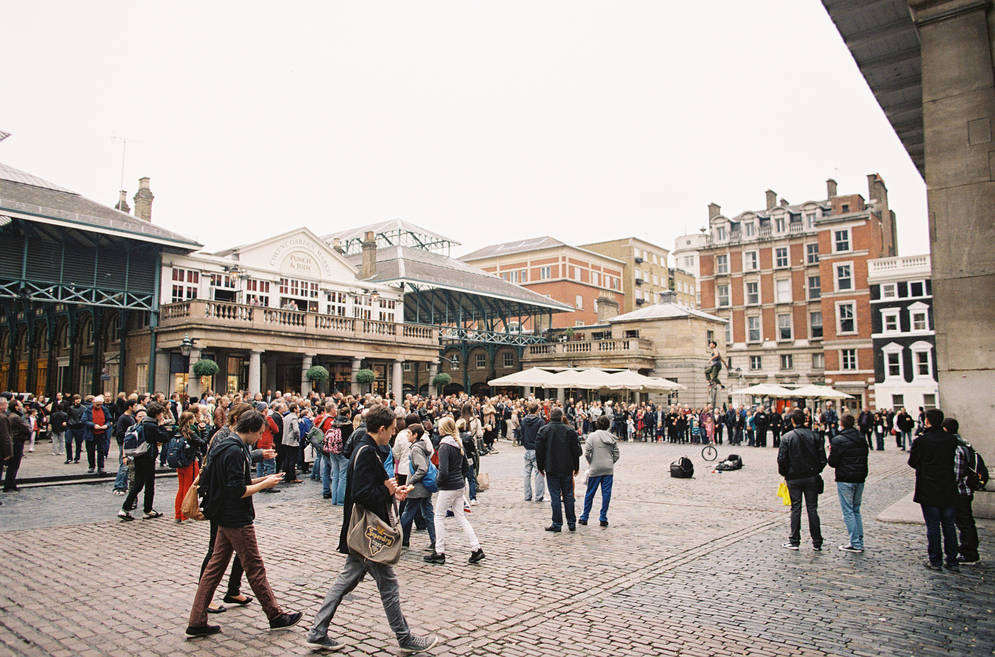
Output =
[
  {"x1": 777, "y1": 427, "x2": 827, "y2": 480},
  {"x1": 535, "y1": 421, "x2": 581, "y2": 475},
  {"x1": 908, "y1": 427, "x2": 957, "y2": 507},
  {"x1": 828, "y1": 427, "x2": 868, "y2": 483},
  {"x1": 337, "y1": 434, "x2": 393, "y2": 554}
]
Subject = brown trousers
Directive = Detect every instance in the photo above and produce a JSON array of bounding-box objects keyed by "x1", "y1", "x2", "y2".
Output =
[{"x1": 188, "y1": 524, "x2": 282, "y2": 627}]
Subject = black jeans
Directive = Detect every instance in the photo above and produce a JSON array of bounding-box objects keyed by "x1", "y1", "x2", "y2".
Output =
[
  {"x1": 921, "y1": 504, "x2": 959, "y2": 566},
  {"x1": 201, "y1": 519, "x2": 244, "y2": 598},
  {"x1": 786, "y1": 476, "x2": 823, "y2": 547},
  {"x1": 953, "y1": 495, "x2": 978, "y2": 561},
  {"x1": 545, "y1": 473, "x2": 576, "y2": 529},
  {"x1": 3, "y1": 440, "x2": 25, "y2": 491},
  {"x1": 122, "y1": 456, "x2": 156, "y2": 514},
  {"x1": 278, "y1": 444, "x2": 297, "y2": 481}
]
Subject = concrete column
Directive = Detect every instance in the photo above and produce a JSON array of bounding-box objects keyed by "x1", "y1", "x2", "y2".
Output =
[
  {"x1": 248, "y1": 350, "x2": 263, "y2": 395},
  {"x1": 556, "y1": 386, "x2": 566, "y2": 405},
  {"x1": 392, "y1": 360, "x2": 404, "y2": 405},
  {"x1": 186, "y1": 347, "x2": 202, "y2": 401},
  {"x1": 265, "y1": 355, "x2": 277, "y2": 395},
  {"x1": 910, "y1": 0, "x2": 995, "y2": 516},
  {"x1": 154, "y1": 350, "x2": 170, "y2": 394},
  {"x1": 351, "y1": 357, "x2": 362, "y2": 396},
  {"x1": 301, "y1": 354, "x2": 314, "y2": 395},
  {"x1": 428, "y1": 361, "x2": 439, "y2": 394}
]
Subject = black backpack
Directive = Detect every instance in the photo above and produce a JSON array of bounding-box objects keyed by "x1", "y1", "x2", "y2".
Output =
[
  {"x1": 964, "y1": 443, "x2": 990, "y2": 492},
  {"x1": 670, "y1": 457, "x2": 694, "y2": 479},
  {"x1": 717, "y1": 454, "x2": 743, "y2": 471}
]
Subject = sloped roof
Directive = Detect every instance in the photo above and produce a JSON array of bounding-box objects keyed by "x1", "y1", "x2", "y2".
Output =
[
  {"x1": 609, "y1": 299, "x2": 726, "y2": 324},
  {"x1": 0, "y1": 161, "x2": 200, "y2": 249},
  {"x1": 460, "y1": 236, "x2": 567, "y2": 261},
  {"x1": 347, "y1": 244, "x2": 573, "y2": 312},
  {"x1": 322, "y1": 219, "x2": 458, "y2": 246}
]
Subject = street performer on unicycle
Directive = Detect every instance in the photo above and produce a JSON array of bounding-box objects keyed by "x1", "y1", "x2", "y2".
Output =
[{"x1": 705, "y1": 340, "x2": 724, "y2": 389}]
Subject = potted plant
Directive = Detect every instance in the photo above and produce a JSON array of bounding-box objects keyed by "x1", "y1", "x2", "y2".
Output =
[
  {"x1": 355, "y1": 368, "x2": 376, "y2": 393},
  {"x1": 192, "y1": 358, "x2": 219, "y2": 378},
  {"x1": 306, "y1": 365, "x2": 330, "y2": 393},
  {"x1": 432, "y1": 372, "x2": 452, "y2": 395}
]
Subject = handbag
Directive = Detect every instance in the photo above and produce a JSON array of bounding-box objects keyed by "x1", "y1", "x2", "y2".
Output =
[
  {"x1": 345, "y1": 446, "x2": 402, "y2": 564},
  {"x1": 181, "y1": 472, "x2": 206, "y2": 521},
  {"x1": 476, "y1": 471, "x2": 491, "y2": 491}
]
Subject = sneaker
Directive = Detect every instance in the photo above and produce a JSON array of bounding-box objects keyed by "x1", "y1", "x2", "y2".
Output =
[
  {"x1": 923, "y1": 561, "x2": 942, "y2": 571},
  {"x1": 839, "y1": 544, "x2": 864, "y2": 553},
  {"x1": 117, "y1": 510, "x2": 134, "y2": 521},
  {"x1": 567, "y1": 525, "x2": 576, "y2": 532},
  {"x1": 578, "y1": 519, "x2": 588, "y2": 526},
  {"x1": 185, "y1": 624, "x2": 221, "y2": 639},
  {"x1": 142, "y1": 510, "x2": 162, "y2": 519},
  {"x1": 600, "y1": 520, "x2": 609, "y2": 527},
  {"x1": 87, "y1": 467, "x2": 94, "y2": 473},
  {"x1": 463, "y1": 505, "x2": 472, "y2": 513},
  {"x1": 545, "y1": 525, "x2": 561, "y2": 533},
  {"x1": 424, "y1": 544, "x2": 436, "y2": 553},
  {"x1": 812, "y1": 545, "x2": 823, "y2": 552},
  {"x1": 468, "y1": 548, "x2": 485, "y2": 564},
  {"x1": 470, "y1": 499, "x2": 478, "y2": 506},
  {"x1": 959, "y1": 556, "x2": 980, "y2": 565},
  {"x1": 97, "y1": 470, "x2": 106, "y2": 475},
  {"x1": 944, "y1": 563, "x2": 961, "y2": 573},
  {"x1": 423, "y1": 552, "x2": 445, "y2": 565},
  {"x1": 323, "y1": 493, "x2": 332, "y2": 499},
  {"x1": 269, "y1": 611, "x2": 303, "y2": 631},
  {"x1": 523, "y1": 497, "x2": 532, "y2": 502},
  {"x1": 305, "y1": 635, "x2": 343, "y2": 652},
  {"x1": 398, "y1": 634, "x2": 440, "y2": 654},
  {"x1": 63, "y1": 459, "x2": 71, "y2": 464},
  {"x1": 534, "y1": 498, "x2": 544, "y2": 503},
  {"x1": 781, "y1": 542, "x2": 799, "y2": 551},
  {"x1": 401, "y1": 541, "x2": 410, "y2": 548}
]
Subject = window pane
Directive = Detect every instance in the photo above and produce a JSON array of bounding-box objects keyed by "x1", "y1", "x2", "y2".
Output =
[
  {"x1": 808, "y1": 276, "x2": 820, "y2": 299},
  {"x1": 777, "y1": 313, "x2": 792, "y2": 340},
  {"x1": 776, "y1": 278, "x2": 791, "y2": 303},
  {"x1": 810, "y1": 311, "x2": 823, "y2": 338}
]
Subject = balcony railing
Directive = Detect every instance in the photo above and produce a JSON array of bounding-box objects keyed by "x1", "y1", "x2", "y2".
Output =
[
  {"x1": 525, "y1": 338, "x2": 653, "y2": 358},
  {"x1": 868, "y1": 254, "x2": 931, "y2": 277},
  {"x1": 159, "y1": 299, "x2": 438, "y2": 345}
]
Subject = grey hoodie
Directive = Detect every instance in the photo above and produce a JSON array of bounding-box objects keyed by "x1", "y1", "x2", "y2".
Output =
[{"x1": 584, "y1": 429, "x2": 620, "y2": 477}]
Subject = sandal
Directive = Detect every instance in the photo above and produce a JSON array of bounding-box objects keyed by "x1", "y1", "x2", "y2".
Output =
[
  {"x1": 222, "y1": 594, "x2": 253, "y2": 606},
  {"x1": 207, "y1": 604, "x2": 227, "y2": 614}
]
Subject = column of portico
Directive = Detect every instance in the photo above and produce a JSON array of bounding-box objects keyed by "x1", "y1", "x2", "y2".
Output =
[
  {"x1": 186, "y1": 347, "x2": 202, "y2": 400},
  {"x1": 248, "y1": 350, "x2": 263, "y2": 395},
  {"x1": 351, "y1": 357, "x2": 362, "y2": 395},
  {"x1": 428, "y1": 361, "x2": 439, "y2": 395},
  {"x1": 301, "y1": 354, "x2": 314, "y2": 395},
  {"x1": 392, "y1": 360, "x2": 404, "y2": 405},
  {"x1": 154, "y1": 350, "x2": 170, "y2": 394}
]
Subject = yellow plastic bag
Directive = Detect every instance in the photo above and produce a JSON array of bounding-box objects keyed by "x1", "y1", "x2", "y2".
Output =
[{"x1": 777, "y1": 481, "x2": 791, "y2": 506}]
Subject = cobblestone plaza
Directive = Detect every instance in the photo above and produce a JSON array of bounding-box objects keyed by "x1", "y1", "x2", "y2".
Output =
[{"x1": 1, "y1": 441, "x2": 991, "y2": 656}]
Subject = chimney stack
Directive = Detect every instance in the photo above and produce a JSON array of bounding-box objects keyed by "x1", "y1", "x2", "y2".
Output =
[
  {"x1": 596, "y1": 295, "x2": 619, "y2": 322},
  {"x1": 780, "y1": 198, "x2": 789, "y2": 208},
  {"x1": 765, "y1": 190, "x2": 777, "y2": 210},
  {"x1": 114, "y1": 190, "x2": 131, "y2": 214},
  {"x1": 360, "y1": 231, "x2": 377, "y2": 278},
  {"x1": 708, "y1": 202, "x2": 721, "y2": 220},
  {"x1": 133, "y1": 177, "x2": 154, "y2": 222},
  {"x1": 826, "y1": 178, "x2": 838, "y2": 198}
]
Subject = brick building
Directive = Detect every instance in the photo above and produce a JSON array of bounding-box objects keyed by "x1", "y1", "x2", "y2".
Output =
[
  {"x1": 579, "y1": 237, "x2": 673, "y2": 313},
  {"x1": 696, "y1": 175, "x2": 897, "y2": 409},
  {"x1": 460, "y1": 237, "x2": 624, "y2": 329}
]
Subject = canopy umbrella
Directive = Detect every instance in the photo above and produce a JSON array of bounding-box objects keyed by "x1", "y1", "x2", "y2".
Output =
[
  {"x1": 790, "y1": 384, "x2": 854, "y2": 400},
  {"x1": 645, "y1": 376, "x2": 686, "y2": 391},
  {"x1": 730, "y1": 383, "x2": 795, "y2": 397},
  {"x1": 606, "y1": 370, "x2": 678, "y2": 391},
  {"x1": 487, "y1": 367, "x2": 560, "y2": 388},
  {"x1": 548, "y1": 368, "x2": 619, "y2": 390}
]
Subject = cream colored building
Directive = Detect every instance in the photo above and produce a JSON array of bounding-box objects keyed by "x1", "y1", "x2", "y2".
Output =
[{"x1": 581, "y1": 237, "x2": 671, "y2": 314}]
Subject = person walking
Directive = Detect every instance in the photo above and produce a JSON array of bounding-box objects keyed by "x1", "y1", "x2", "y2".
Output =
[
  {"x1": 909, "y1": 409, "x2": 960, "y2": 572},
  {"x1": 280, "y1": 403, "x2": 301, "y2": 484},
  {"x1": 520, "y1": 402, "x2": 545, "y2": 503},
  {"x1": 828, "y1": 414, "x2": 868, "y2": 553},
  {"x1": 174, "y1": 412, "x2": 208, "y2": 522},
  {"x1": 117, "y1": 402, "x2": 170, "y2": 521},
  {"x1": 0, "y1": 398, "x2": 12, "y2": 502},
  {"x1": 895, "y1": 407, "x2": 915, "y2": 451},
  {"x1": 306, "y1": 404, "x2": 439, "y2": 653},
  {"x1": 185, "y1": 410, "x2": 300, "y2": 639},
  {"x1": 425, "y1": 416, "x2": 484, "y2": 566},
  {"x1": 945, "y1": 418, "x2": 981, "y2": 565},
  {"x1": 536, "y1": 407, "x2": 582, "y2": 533},
  {"x1": 112, "y1": 400, "x2": 137, "y2": 495},
  {"x1": 400, "y1": 423, "x2": 436, "y2": 552},
  {"x1": 777, "y1": 408, "x2": 827, "y2": 551},
  {"x1": 3, "y1": 399, "x2": 31, "y2": 493},
  {"x1": 579, "y1": 415, "x2": 619, "y2": 528}
]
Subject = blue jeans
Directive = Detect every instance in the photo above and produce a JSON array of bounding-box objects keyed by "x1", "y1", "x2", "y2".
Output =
[
  {"x1": 401, "y1": 496, "x2": 436, "y2": 546},
  {"x1": 113, "y1": 440, "x2": 129, "y2": 491},
  {"x1": 523, "y1": 450, "x2": 545, "y2": 501},
  {"x1": 467, "y1": 464, "x2": 477, "y2": 501},
  {"x1": 836, "y1": 482, "x2": 864, "y2": 549},
  {"x1": 256, "y1": 457, "x2": 276, "y2": 478},
  {"x1": 581, "y1": 474, "x2": 613, "y2": 523},
  {"x1": 921, "y1": 504, "x2": 958, "y2": 566},
  {"x1": 899, "y1": 430, "x2": 912, "y2": 450},
  {"x1": 329, "y1": 453, "x2": 348, "y2": 506},
  {"x1": 545, "y1": 473, "x2": 576, "y2": 529},
  {"x1": 311, "y1": 451, "x2": 324, "y2": 481}
]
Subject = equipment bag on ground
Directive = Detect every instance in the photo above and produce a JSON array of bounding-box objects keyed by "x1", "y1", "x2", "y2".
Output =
[
  {"x1": 716, "y1": 454, "x2": 743, "y2": 471},
  {"x1": 670, "y1": 457, "x2": 694, "y2": 479}
]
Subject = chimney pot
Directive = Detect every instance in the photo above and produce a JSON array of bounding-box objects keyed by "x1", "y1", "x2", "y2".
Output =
[
  {"x1": 133, "y1": 177, "x2": 154, "y2": 222},
  {"x1": 360, "y1": 231, "x2": 377, "y2": 278},
  {"x1": 707, "y1": 202, "x2": 721, "y2": 220},
  {"x1": 114, "y1": 190, "x2": 131, "y2": 214},
  {"x1": 826, "y1": 178, "x2": 838, "y2": 198},
  {"x1": 779, "y1": 198, "x2": 789, "y2": 208},
  {"x1": 765, "y1": 190, "x2": 777, "y2": 210}
]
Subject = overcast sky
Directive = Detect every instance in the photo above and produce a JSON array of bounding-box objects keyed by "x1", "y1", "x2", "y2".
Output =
[{"x1": 2, "y1": 1, "x2": 927, "y2": 260}]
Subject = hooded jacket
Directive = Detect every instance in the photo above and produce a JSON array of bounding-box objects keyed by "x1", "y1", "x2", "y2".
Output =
[
  {"x1": 520, "y1": 413, "x2": 545, "y2": 450},
  {"x1": 584, "y1": 429, "x2": 619, "y2": 477},
  {"x1": 406, "y1": 438, "x2": 435, "y2": 499},
  {"x1": 828, "y1": 427, "x2": 868, "y2": 483},
  {"x1": 437, "y1": 435, "x2": 468, "y2": 491}
]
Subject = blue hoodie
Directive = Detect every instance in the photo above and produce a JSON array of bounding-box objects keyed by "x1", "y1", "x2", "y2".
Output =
[{"x1": 520, "y1": 413, "x2": 545, "y2": 450}]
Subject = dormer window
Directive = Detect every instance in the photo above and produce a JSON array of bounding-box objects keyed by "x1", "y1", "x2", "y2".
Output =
[
  {"x1": 716, "y1": 226, "x2": 727, "y2": 241},
  {"x1": 744, "y1": 222, "x2": 755, "y2": 238}
]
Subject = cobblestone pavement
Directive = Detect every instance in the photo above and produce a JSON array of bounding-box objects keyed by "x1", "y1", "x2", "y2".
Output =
[{"x1": 1, "y1": 440, "x2": 992, "y2": 656}]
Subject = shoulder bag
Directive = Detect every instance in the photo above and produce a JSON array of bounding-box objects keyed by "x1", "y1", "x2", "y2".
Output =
[{"x1": 346, "y1": 445, "x2": 402, "y2": 565}]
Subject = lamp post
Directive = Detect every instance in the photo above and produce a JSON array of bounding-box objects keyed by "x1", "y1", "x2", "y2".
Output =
[{"x1": 179, "y1": 335, "x2": 197, "y2": 357}]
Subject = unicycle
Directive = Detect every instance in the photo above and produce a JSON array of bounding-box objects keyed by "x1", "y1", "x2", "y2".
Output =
[{"x1": 701, "y1": 438, "x2": 718, "y2": 461}]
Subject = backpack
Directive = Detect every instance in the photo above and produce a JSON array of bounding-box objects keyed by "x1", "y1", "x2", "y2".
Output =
[
  {"x1": 306, "y1": 425, "x2": 325, "y2": 454},
  {"x1": 965, "y1": 444, "x2": 990, "y2": 492},
  {"x1": 716, "y1": 454, "x2": 743, "y2": 471},
  {"x1": 410, "y1": 452, "x2": 439, "y2": 493},
  {"x1": 384, "y1": 449, "x2": 394, "y2": 478},
  {"x1": 323, "y1": 426, "x2": 343, "y2": 455},
  {"x1": 670, "y1": 457, "x2": 694, "y2": 479},
  {"x1": 122, "y1": 423, "x2": 148, "y2": 458},
  {"x1": 166, "y1": 431, "x2": 194, "y2": 469}
]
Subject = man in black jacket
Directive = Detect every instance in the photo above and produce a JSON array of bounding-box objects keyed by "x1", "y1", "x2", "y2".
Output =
[
  {"x1": 306, "y1": 404, "x2": 438, "y2": 654},
  {"x1": 909, "y1": 409, "x2": 960, "y2": 572},
  {"x1": 536, "y1": 408, "x2": 582, "y2": 532},
  {"x1": 769, "y1": 409, "x2": 783, "y2": 448},
  {"x1": 777, "y1": 409, "x2": 827, "y2": 550},
  {"x1": 66, "y1": 394, "x2": 86, "y2": 464},
  {"x1": 828, "y1": 414, "x2": 868, "y2": 553},
  {"x1": 895, "y1": 407, "x2": 915, "y2": 451},
  {"x1": 118, "y1": 402, "x2": 172, "y2": 520},
  {"x1": 186, "y1": 410, "x2": 298, "y2": 639},
  {"x1": 0, "y1": 398, "x2": 13, "y2": 501},
  {"x1": 3, "y1": 399, "x2": 31, "y2": 492}
]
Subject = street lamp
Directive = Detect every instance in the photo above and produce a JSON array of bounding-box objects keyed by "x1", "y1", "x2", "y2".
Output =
[{"x1": 179, "y1": 335, "x2": 198, "y2": 357}]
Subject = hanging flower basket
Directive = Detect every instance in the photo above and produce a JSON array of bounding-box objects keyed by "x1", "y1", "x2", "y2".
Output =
[
  {"x1": 192, "y1": 358, "x2": 219, "y2": 378},
  {"x1": 355, "y1": 368, "x2": 376, "y2": 385},
  {"x1": 306, "y1": 365, "x2": 330, "y2": 382}
]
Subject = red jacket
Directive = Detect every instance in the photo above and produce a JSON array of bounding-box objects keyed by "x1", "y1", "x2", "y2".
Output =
[{"x1": 259, "y1": 415, "x2": 279, "y2": 450}]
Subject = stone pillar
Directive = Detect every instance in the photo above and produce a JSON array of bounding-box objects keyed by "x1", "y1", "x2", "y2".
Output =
[
  {"x1": 428, "y1": 361, "x2": 439, "y2": 394},
  {"x1": 301, "y1": 354, "x2": 314, "y2": 395},
  {"x1": 556, "y1": 386, "x2": 566, "y2": 405},
  {"x1": 154, "y1": 350, "x2": 170, "y2": 394},
  {"x1": 351, "y1": 357, "x2": 362, "y2": 396},
  {"x1": 265, "y1": 355, "x2": 277, "y2": 394},
  {"x1": 186, "y1": 348, "x2": 202, "y2": 401},
  {"x1": 248, "y1": 350, "x2": 263, "y2": 395},
  {"x1": 392, "y1": 360, "x2": 404, "y2": 405},
  {"x1": 910, "y1": 0, "x2": 995, "y2": 515}
]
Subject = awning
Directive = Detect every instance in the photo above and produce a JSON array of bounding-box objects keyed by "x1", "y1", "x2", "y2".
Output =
[{"x1": 790, "y1": 384, "x2": 854, "y2": 400}]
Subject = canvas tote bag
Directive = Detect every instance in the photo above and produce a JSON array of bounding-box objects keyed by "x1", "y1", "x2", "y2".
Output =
[{"x1": 346, "y1": 446, "x2": 402, "y2": 565}]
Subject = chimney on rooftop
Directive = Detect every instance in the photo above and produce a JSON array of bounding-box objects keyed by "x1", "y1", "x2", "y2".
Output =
[
  {"x1": 826, "y1": 178, "x2": 838, "y2": 198},
  {"x1": 765, "y1": 190, "x2": 777, "y2": 210},
  {"x1": 780, "y1": 198, "x2": 789, "y2": 208},
  {"x1": 596, "y1": 295, "x2": 619, "y2": 322},
  {"x1": 133, "y1": 177, "x2": 154, "y2": 222},
  {"x1": 114, "y1": 190, "x2": 131, "y2": 214},
  {"x1": 708, "y1": 202, "x2": 721, "y2": 220},
  {"x1": 360, "y1": 231, "x2": 377, "y2": 279}
]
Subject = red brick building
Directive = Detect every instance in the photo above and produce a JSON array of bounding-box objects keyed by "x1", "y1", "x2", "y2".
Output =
[{"x1": 696, "y1": 175, "x2": 897, "y2": 409}]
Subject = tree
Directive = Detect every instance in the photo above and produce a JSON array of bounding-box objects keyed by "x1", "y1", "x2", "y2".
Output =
[
  {"x1": 355, "y1": 368, "x2": 375, "y2": 392},
  {"x1": 192, "y1": 358, "x2": 219, "y2": 378},
  {"x1": 432, "y1": 372, "x2": 452, "y2": 394},
  {"x1": 306, "y1": 365, "x2": 330, "y2": 382}
]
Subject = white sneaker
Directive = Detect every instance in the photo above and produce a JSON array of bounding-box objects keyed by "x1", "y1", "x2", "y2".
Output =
[{"x1": 470, "y1": 499, "x2": 478, "y2": 506}]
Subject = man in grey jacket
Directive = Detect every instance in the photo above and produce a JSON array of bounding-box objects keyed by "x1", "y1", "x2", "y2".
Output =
[{"x1": 580, "y1": 415, "x2": 620, "y2": 527}]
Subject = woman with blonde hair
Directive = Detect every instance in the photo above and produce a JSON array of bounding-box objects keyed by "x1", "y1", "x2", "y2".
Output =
[{"x1": 425, "y1": 416, "x2": 484, "y2": 566}]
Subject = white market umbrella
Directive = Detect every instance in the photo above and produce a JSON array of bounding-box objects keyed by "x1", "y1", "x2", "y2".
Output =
[
  {"x1": 606, "y1": 370, "x2": 677, "y2": 391},
  {"x1": 790, "y1": 384, "x2": 854, "y2": 400},
  {"x1": 731, "y1": 383, "x2": 795, "y2": 397},
  {"x1": 550, "y1": 368, "x2": 619, "y2": 390},
  {"x1": 646, "y1": 376, "x2": 686, "y2": 391},
  {"x1": 488, "y1": 367, "x2": 560, "y2": 388}
]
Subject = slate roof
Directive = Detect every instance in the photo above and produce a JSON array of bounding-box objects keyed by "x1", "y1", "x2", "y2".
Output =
[
  {"x1": 346, "y1": 245, "x2": 573, "y2": 312},
  {"x1": 609, "y1": 297, "x2": 726, "y2": 324},
  {"x1": 0, "y1": 161, "x2": 200, "y2": 249},
  {"x1": 322, "y1": 219, "x2": 458, "y2": 247},
  {"x1": 460, "y1": 236, "x2": 625, "y2": 264}
]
